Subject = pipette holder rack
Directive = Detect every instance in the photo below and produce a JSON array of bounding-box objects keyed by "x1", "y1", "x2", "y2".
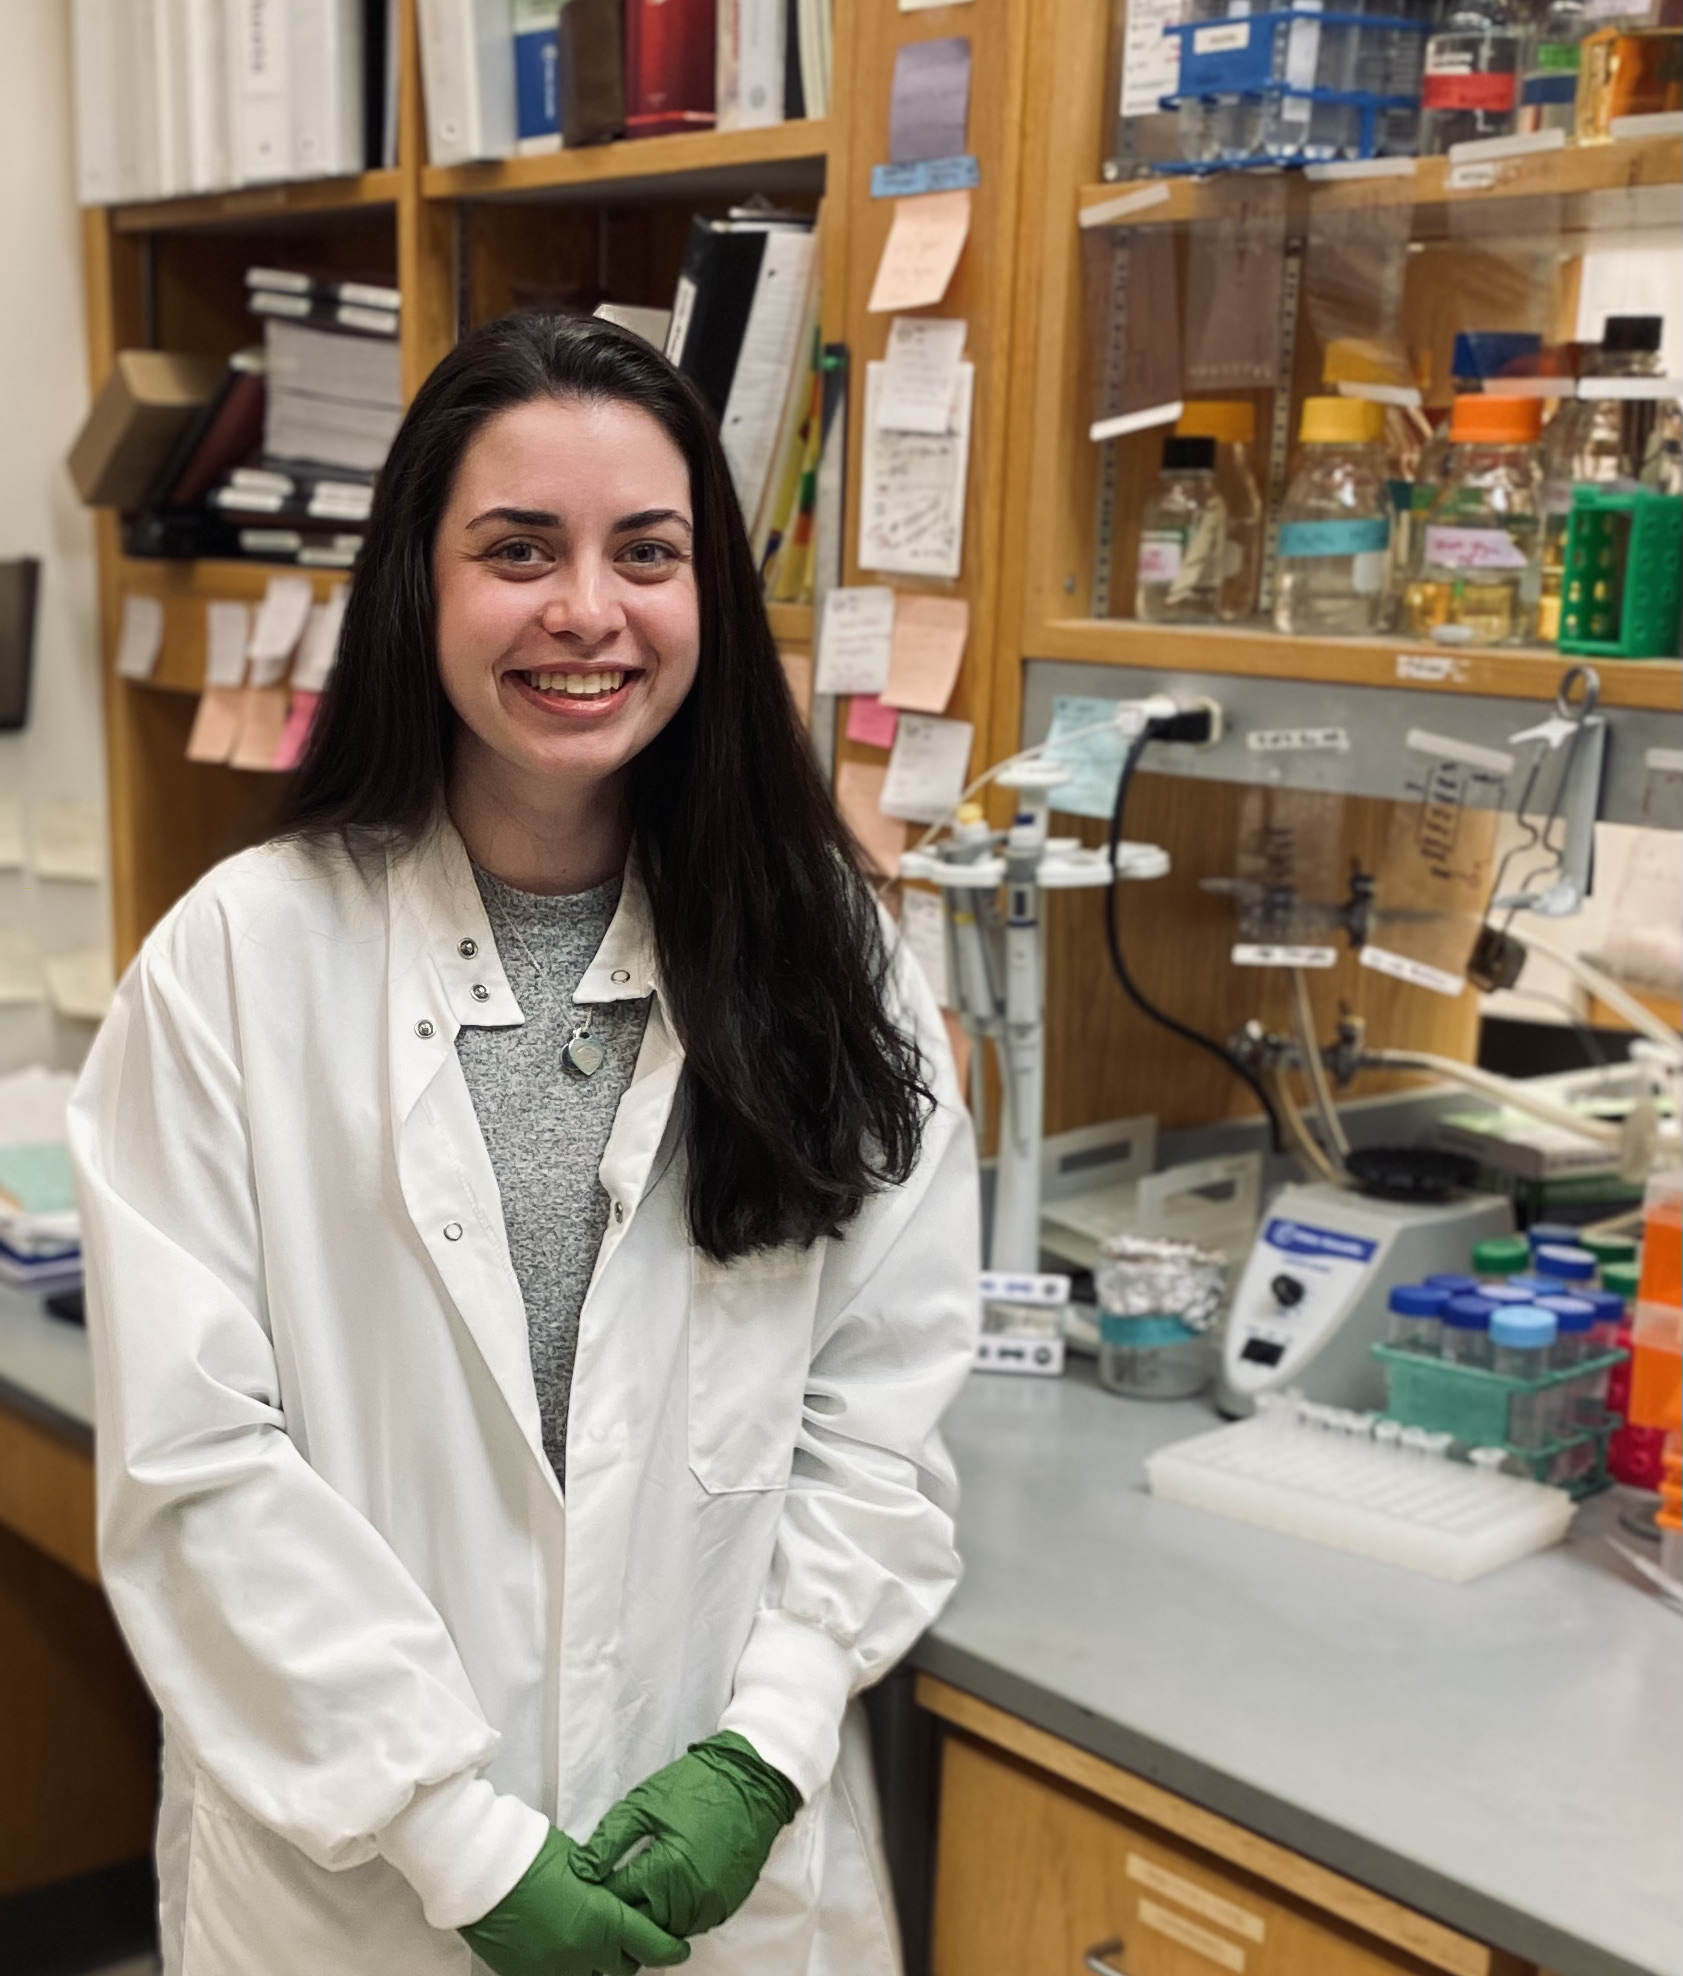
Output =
[{"x1": 1373, "y1": 1343, "x2": 1624, "y2": 1497}]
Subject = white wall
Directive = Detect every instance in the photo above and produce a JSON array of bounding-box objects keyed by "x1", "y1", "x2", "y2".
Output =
[{"x1": 0, "y1": 1, "x2": 107, "y2": 1077}]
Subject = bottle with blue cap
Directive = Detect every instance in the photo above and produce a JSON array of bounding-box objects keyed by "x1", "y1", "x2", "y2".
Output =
[
  {"x1": 1443, "y1": 1291, "x2": 1497, "y2": 1368},
  {"x1": 1388, "y1": 1283, "x2": 1448, "y2": 1355},
  {"x1": 1424, "y1": 1271, "x2": 1480, "y2": 1296},
  {"x1": 1533, "y1": 1243, "x2": 1597, "y2": 1287},
  {"x1": 1580, "y1": 1287, "x2": 1625, "y2": 1352},
  {"x1": 1540, "y1": 1294, "x2": 1606, "y2": 1430},
  {"x1": 1527, "y1": 1220, "x2": 1580, "y2": 1252},
  {"x1": 1508, "y1": 1271, "x2": 1568, "y2": 1298},
  {"x1": 1492, "y1": 1306, "x2": 1558, "y2": 1448}
]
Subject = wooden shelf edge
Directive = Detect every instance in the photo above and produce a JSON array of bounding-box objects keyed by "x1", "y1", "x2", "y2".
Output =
[
  {"x1": 765, "y1": 601, "x2": 814, "y2": 648},
  {"x1": 110, "y1": 169, "x2": 402, "y2": 234},
  {"x1": 1027, "y1": 617, "x2": 1683, "y2": 710},
  {"x1": 1078, "y1": 132, "x2": 1683, "y2": 227},
  {"x1": 421, "y1": 119, "x2": 832, "y2": 200}
]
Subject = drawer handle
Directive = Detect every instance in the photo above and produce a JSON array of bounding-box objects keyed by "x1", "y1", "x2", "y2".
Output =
[{"x1": 1083, "y1": 1939, "x2": 1131, "y2": 1975}]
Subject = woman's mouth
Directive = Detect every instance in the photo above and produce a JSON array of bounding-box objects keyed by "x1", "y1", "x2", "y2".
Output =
[{"x1": 509, "y1": 666, "x2": 637, "y2": 714}]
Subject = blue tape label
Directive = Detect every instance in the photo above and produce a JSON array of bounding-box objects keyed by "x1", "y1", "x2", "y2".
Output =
[
  {"x1": 1278, "y1": 517, "x2": 1391, "y2": 559},
  {"x1": 870, "y1": 155, "x2": 981, "y2": 198},
  {"x1": 1263, "y1": 1216, "x2": 1379, "y2": 1263}
]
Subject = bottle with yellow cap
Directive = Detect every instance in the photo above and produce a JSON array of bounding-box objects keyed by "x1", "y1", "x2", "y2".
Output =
[
  {"x1": 1405, "y1": 395, "x2": 1544, "y2": 645},
  {"x1": 1273, "y1": 397, "x2": 1393, "y2": 637},
  {"x1": 1177, "y1": 401, "x2": 1263, "y2": 621}
]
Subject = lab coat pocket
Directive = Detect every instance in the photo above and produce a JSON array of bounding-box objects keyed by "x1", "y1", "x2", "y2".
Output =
[{"x1": 688, "y1": 1243, "x2": 823, "y2": 1494}]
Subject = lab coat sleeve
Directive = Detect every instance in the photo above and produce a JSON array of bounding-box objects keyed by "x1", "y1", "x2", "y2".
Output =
[
  {"x1": 69, "y1": 898, "x2": 548, "y2": 1929},
  {"x1": 718, "y1": 934, "x2": 981, "y2": 1802}
]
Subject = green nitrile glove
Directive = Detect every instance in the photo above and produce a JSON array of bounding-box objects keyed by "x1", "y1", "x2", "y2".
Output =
[
  {"x1": 460, "y1": 1826, "x2": 690, "y2": 1976},
  {"x1": 572, "y1": 1732, "x2": 801, "y2": 1939}
]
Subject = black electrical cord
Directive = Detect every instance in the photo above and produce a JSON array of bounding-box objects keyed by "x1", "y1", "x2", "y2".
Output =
[{"x1": 1104, "y1": 722, "x2": 1286, "y2": 1153}]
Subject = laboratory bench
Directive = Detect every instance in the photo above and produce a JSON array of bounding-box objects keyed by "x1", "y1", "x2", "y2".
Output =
[{"x1": 2, "y1": 1286, "x2": 1678, "y2": 1975}]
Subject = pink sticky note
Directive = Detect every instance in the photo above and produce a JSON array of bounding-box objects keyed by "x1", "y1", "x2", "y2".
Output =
[
  {"x1": 868, "y1": 189, "x2": 972, "y2": 314},
  {"x1": 272, "y1": 688, "x2": 322, "y2": 771},
  {"x1": 835, "y1": 761, "x2": 907, "y2": 880},
  {"x1": 230, "y1": 686, "x2": 292, "y2": 772},
  {"x1": 846, "y1": 695, "x2": 900, "y2": 749}
]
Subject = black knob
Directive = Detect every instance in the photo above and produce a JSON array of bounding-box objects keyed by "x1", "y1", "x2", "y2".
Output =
[{"x1": 1271, "y1": 1273, "x2": 1306, "y2": 1309}]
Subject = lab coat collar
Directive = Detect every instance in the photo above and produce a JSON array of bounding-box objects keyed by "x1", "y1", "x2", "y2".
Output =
[{"x1": 575, "y1": 857, "x2": 662, "y2": 1006}]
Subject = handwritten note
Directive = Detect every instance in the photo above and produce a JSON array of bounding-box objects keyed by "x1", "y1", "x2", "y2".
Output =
[
  {"x1": 845, "y1": 694, "x2": 901, "y2": 748},
  {"x1": 859, "y1": 361, "x2": 973, "y2": 580},
  {"x1": 898, "y1": 885, "x2": 950, "y2": 1005},
  {"x1": 880, "y1": 713, "x2": 973, "y2": 823},
  {"x1": 836, "y1": 760, "x2": 908, "y2": 880},
  {"x1": 889, "y1": 37, "x2": 972, "y2": 165},
  {"x1": 186, "y1": 686, "x2": 244, "y2": 763},
  {"x1": 815, "y1": 586, "x2": 897, "y2": 696},
  {"x1": 291, "y1": 584, "x2": 349, "y2": 693},
  {"x1": 31, "y1": 800, "x2": 103, "y2": 883},
  {"x1": 877, "y1": 316, "x2": 968, "y2": 434},
  {"x1": 114, "y1": 594, "x2": 165, "y2": 681},
  {"x1": 867, "y1": 189, "x2": 971, "y2": 314},
  {"x1": 883, "y1": 594, "x2": 968, "y2": 714},
  {"x1": 204, "y1": 601, "x2": 252, "y2": 689},
  {"x1": 248, "y1": 575, "x2": 316, "y2": 686}
]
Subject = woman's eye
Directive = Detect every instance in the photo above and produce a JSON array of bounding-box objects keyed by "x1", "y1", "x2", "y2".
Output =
[
  {"x1": 488, "y1": 539, "x2": 547, "y2": 567},
  {"x1": 622, "y1": 539, "x2": 681, "y2": 569}
]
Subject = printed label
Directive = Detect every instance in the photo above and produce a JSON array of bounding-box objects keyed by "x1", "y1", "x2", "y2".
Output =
[
  {"x1": 1421, "y1": 68, "x2": 1519, "y2": 111},
  {"x1": 1533, "y1": 38, "x2": 1582, "y2": 68},
  {"x1": 980, "y1": 1270, "x2": 1071, "y2": 1307},
  {"x1": 1137, "y1": 1898, "x2": 1247, "y2": 1972},
  {"x1": 1360, "y1": 943, "x2": 1466, "y2": 998},
  {"x1": 1246, "y1": 726, "x2": 1350, "y2": 754},
  {"x1": 1138, "y1": 531, "x2": 1185, "y2": 583},
  {"x1": 1194, "y1": 19, "x2": 1251, "y2": 52},
  {"x1": 1396, "y1": 652, "x2": 1466, "y2": 682},
  {"x1": 1425, "y1": 524, "x2": 1529, "y2": 571},
  {"x1": 1448, "y1": 161, "x2": 1499, "y2": 188},
  {"x1": 1405, "y1": 726, "x2": 1515, "y2": 775},
  {"x1": 1127, "y1": 1856, "x2": 1267, "y2": 1943},
  {"x1": 1278, "y1": 517, "x2": 1391, "y2": 559},
  {"x1": 1263, "y1": 1217, "x2": 1379, "y2": 1263},
  {"x1": 1231, "y1": 943, "x2": 1339, "y2": 967}
]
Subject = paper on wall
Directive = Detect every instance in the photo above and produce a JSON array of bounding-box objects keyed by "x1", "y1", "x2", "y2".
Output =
[
  {"x1": 876, "y1": 316, "x2": 968, "y2": 435},
  {"x1": 779, "y1": 649, "x2": 814, "y2": 725},
  {"x1": 44, "y1": 947, "x2": 115, "y2": 1023},
  {"x1": 867, "y1": 189, "x2": 971, "y2": 314},
  {"x1": 859, "y1": 361, "x2": 973, "y2": 580},
  {"x1": 814, "y1": 586, "x2": 897, "y2": 696},
  {"x1": 114, "y1": 594, "x2": 165, "y2": 681},
  {"x1": 835, "y1": 760, "x2": 908, "y2": 879},
  {"x1": 205, "y1": 601, "x2": 253, "y2": 689},
  {"x1": 1042, "y1": 693, "x2": 1131, "y2": 819},
  {"x1": 31, "y1": 800, "x2": 103, "y2": 883},
  {"x1": 882, "y1": 593, "x2": 968, "y2": 713},
  {"x1": 186, "y1": 687, "x2": 245, "y2": 764},
  {"x1": 231, "y1": 686, "x2": 292, "y2": 770},
  {"x1": 888, "y1": 36, "x2": 972, "y2": 166},
  {"x1": 1119, "y1": 0, "x2": 1182, "y2": 119},
  {"x1": 272, "y1": 689, "x2": 322, "y2": 772},
  {"x1": 248, "y1": 575, "x2": 316, "y2": 686},
  {"x1": 845, "y1": 694, "x2": 900, "y2": 748},
  {"x1": 292, "y1": 584, "x2": 349, "y2": 693},
  {"x1": 0, "y1": 928, "x2": 43, "y2": 1007},
  {"x1": 880, "y1": 713, "x2": 973, "y2": 823},
  {"x1": 898, "y1": 885, "x2": 950, "y2": 1005},
  {"x1": 0, "y1": 795, "x2": 23, "y2": 870}
]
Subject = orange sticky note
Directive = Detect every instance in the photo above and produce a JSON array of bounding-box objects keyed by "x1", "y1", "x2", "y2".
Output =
[
  {"x1": 185, "y1": 687, "x2": 243, "y2": 764},
  {"x1": 230, "y1": 686, "x2": 292, "y2": 771},
  {"x1": 846, "y1": 694, "x2": 900, "y2": 749},
  {"x1": 835, "y1": 760, "x2": 908, "y2": 880},
  {"x1": 867, "y1": 189, "x2": 972, "y2": 314},
  {"x1": 882, "y1": 594, "x2": 969, "y2": 714},
  {"x1": 779, "y1": 649, "x2": 814, "y2": 725},
  {"x1": 272, "y1": 688, "x2": 322, "y2": 771}
]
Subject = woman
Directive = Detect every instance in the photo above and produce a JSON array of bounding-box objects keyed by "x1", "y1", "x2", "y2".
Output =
[{"x1": 71, "y1": 313, "x2": 980, "y2": 1976}]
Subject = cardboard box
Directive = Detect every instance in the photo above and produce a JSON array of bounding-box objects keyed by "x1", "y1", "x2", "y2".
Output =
[{"x1": 67, "y1": 351, "x2": 224, "y2": 510}]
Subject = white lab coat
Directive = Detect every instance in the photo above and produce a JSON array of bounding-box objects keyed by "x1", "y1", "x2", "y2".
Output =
[{"x1": 69, "y1": 822, "x2": 980, "y2": 1976}]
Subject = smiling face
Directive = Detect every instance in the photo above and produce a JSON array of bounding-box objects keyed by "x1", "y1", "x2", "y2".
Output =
[{"x1": 433, "y1": 393, "x2": 702, "y2": 818}]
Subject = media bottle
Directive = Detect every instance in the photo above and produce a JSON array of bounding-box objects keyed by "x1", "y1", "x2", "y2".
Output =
[
  {"x1": 1406, "y1": 395, "x2": 1543, "y2": 645},
  {"x1": 1273, "y1": 397, "x2": 1393, "y2": 636},
  {"x1": 1136, "y1": 436, "x2": 1228, "y2": 624},
  {"x1": 1419, "y1": 0, "x2": 1524, "y2": 150},
  {"x1": 1177, "y1": 402, "x2": 1264, "y2": 621}
]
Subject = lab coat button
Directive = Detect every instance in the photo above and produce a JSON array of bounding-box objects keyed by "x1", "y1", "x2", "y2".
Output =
[
  {"x1": 415, "y1": 1019, "x2": 436, "y2": 1039},
  {"x1": 444, "y1": 1222, "x2": 464, "y2": 1242},
  {"x1": 613, "y1": 1200, "x2": 625, "y2": 1223},
  {"x1": 458, "y1": 938, "x2": 478, "y2": 958},
  {"x1": 611, "y1": 969, "x2": 631, "y2": 984},
  {"x1": 471, "y1": 983, "x2": 490, "y2": 1001}
]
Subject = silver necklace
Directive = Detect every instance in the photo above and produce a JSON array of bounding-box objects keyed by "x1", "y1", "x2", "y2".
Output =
[{"x1": 487, "y1": 901, "x2": 604, "y2": 1078}]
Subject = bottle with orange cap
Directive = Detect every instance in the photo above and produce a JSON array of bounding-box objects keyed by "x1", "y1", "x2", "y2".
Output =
[
  {"x1": 1273, "y1": 397, "x2": 1394, "y2": 637},
  {"x1": 1176, "y1": 402, "x2": 1264, "y2": 622},
  {"x1": 1406, "y1": 395, "x2": 1544, "y2": 645}
]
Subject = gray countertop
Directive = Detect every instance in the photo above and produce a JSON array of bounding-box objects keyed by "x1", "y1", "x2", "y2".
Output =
[
  {"x1": 916, "y1": 1364, "x2": 1682, "y2": 1976},
  {"x1": 4, "y1": 1287, "x2": 1677, "y2": 1975}
]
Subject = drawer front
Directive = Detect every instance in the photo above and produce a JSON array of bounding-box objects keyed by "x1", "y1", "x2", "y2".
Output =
[{"x1": 933, "y1": 1734, "x2": 1435, "y2": 1976}]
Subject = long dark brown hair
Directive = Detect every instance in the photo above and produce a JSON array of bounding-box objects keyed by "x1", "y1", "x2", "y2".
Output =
[{"x1": 278, "y1": 311, "x2": 930, "y2": 1260}]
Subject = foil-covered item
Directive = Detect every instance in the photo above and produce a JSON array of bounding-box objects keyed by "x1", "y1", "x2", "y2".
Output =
[{"x1": 1095, "y1": 1233, "x2": 1227, "y2": 1334}]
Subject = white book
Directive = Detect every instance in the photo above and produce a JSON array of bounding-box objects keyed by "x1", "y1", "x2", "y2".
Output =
[
  {"x1": 124, "y1": 0, "x2": 164, "y2": 199},
  {"x1": 719, "y1": 227, "x2": 816, "y2": 525},
  {"x1": 717, "y1": 0, "x2": 785, "y2": 131},
  {"x1": 181, "y1": 0, "x2": 231, "y2": 191},
  {"x1": 225, "y1": 0, "x2": 292, "y2": 184},
  {"x1": 416, "y1": 0, "x2": 517, "y2": 166},
  {"x1": 151, "y1": 0, "x2": 188, "y2": 198},
  {"x1": 71, "y1": 0, "x2": 122, "y2": 205},
  {"x1": 290, "y1": 0, "x2": 365, "y2": 179}
]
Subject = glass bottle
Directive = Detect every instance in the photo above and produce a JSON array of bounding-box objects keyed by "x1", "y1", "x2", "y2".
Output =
[
  {"x1": 1491, "y1": 1307, "x2": 1558, "y2": 1448},
  {"x1": 1321, "y1": 339, "x2": 1433, "y2": 612},
  {"x1": 1136, "y1": 435, "x2": 1228, "y2": 624},
  {"x1": 1420, "y1": 0, "x2": 1525, "y2": 151},
  {"x1": 1274, "y1": 396, "x2": 1393, "y2": 636},
  {"x1": 1406, "y1": 394, "x2": 1544, "y2": 645},
  {"x1": 1520, "y1": 0, "x2": 1590, "y2": 130},
  {"x1": 1576, "y1": 0, "x2": 1683, "y2": 143},
  {"x1": 1575, "y1": 315, "x2": 1665, "y2": 488},
  {"x1": 1177, "y1": 401, "x2": 1264, "y2": 621},
  {"x1": 1355, "y1": 0, "x2": 1436, "y2": 153}
]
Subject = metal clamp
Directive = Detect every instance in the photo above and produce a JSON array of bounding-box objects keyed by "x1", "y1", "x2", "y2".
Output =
[{"x1": 1083, "y1": 1939, "x2": 1131, "y2": 1975}]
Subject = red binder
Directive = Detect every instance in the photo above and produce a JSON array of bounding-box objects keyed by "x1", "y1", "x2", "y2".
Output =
[{"x1": 624, "y1": 0, "x2": 718, "y2": 136}]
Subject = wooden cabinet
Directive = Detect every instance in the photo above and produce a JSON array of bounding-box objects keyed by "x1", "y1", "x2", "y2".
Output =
[{"x1": 920, "y1": 1678, "x2": 1531, "y2": 1976}]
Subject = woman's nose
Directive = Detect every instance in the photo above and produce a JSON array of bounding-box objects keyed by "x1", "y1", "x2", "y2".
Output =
[{"x1": 539, "y1": 560, "x2": 625, "y2": 643}]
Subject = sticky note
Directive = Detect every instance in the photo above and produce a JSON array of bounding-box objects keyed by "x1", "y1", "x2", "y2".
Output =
[
  {"x1": 899, "y1": 885, "x2": 950, "y2": 1005},
  {"x1": 846, "y1": 695, "x2": 900, "y2": 749},
  {"x1": 876, "y1": 316, "x2": 968, "y2": 434},
  {"x1": 0, "y1": 928, "x2": 43, "y2": 1007},
  {"x1": 31, "y1": 800, "x2": 103, "y2": 883},
  {"x1": 231, "y1": 686, "x2": 293, "y2": 771},
  {"x1": 114, "y1": 594, "x2": 165, "y2": 681},
  {"x1": 0, "y1": 794, "x2": 23, "y2": 870},
  {"x1": 867, "y1": 189, "x2": 971, "y2": 314},
  {"x1": 204, "y1": 601, "x2": 252, "y2": 689},
  {"x1": 859, "y1": 362, "x2": 974, "y2": 580},
  {"x1": 815, "y1": 586, "x2": 896, "y2": 696},
  {"x1": 883, "y1": 594, "x2": 968, "y2": 714},
  {"x1": 271, "y1": 689, "x2": 322, "y2": 772},
  {"x1": 778, "y1": 649, "x2": 814, "y2": 724},
  {"x1": 186, "y1": 686, "x2": 244, "y2": 763},
  {"x1": 889, "y1": 37, "x2": 972, "y2": 165},
  {"x1": 248, "y1": 576, "x2": 316, "y2": 686},
  {"x1": 835, "y1": 761, "x2": 908, "y2": 880},
  {"x1": 880, "y1": 713, "x2": 973, "y2": 824},
  {"x1": 43, "y1": 947, "x2": 115, "y2": 1023},
  {"x1": 292, "y1": 585, "x2": 349, "y2": 692}
]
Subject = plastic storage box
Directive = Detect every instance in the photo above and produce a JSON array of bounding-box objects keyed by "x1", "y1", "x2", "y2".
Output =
[{"x1": 1559, "y1": 488, "x2": 1683, "y2": 659}]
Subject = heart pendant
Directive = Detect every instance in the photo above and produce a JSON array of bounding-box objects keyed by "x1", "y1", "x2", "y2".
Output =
[{"x1": 563, "y1": 1034, "x2": 605, "y2": 1077}]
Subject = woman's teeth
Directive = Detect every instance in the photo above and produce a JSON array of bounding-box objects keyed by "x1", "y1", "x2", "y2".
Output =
[{"x1": 524, "y1": 670, "x2": 626, "y2": 697}]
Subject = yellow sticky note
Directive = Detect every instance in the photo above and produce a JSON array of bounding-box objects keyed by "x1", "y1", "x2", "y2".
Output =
[
  {"x1": 230, "y1": 686, "x2": 293, "y2": 771},
  {"x1": 186, "y1": 687, "x2": 244, "y2": 764},
  {"x1": 44, "y1": 947, "x2": 115, "y2": 1022},
  {"x1": 835, "y1": 761, "x2": 908, "y2": 881},
  {"x1": 882, "y1": 594, "x2": 969, "y2": 714},
  {"x1": 867, "y1": 190, "x2": 972, "y2": 314}
]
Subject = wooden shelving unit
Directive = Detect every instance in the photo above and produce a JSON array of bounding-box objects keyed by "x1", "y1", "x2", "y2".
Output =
[
  {"x1": 421, "y1": 118, "x2": 832, "y2": 202},
  {"x1": 110, "y1": 168, "x2": 403, "y2": 235}
]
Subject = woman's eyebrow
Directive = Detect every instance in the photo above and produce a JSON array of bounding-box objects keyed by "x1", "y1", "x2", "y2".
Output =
[
  {"x1": 466, "y1": 505, "x2": 560, "y2": 528},
  {"x1": 615, "y1": 508, "x2": 692, "y2": 533}
]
